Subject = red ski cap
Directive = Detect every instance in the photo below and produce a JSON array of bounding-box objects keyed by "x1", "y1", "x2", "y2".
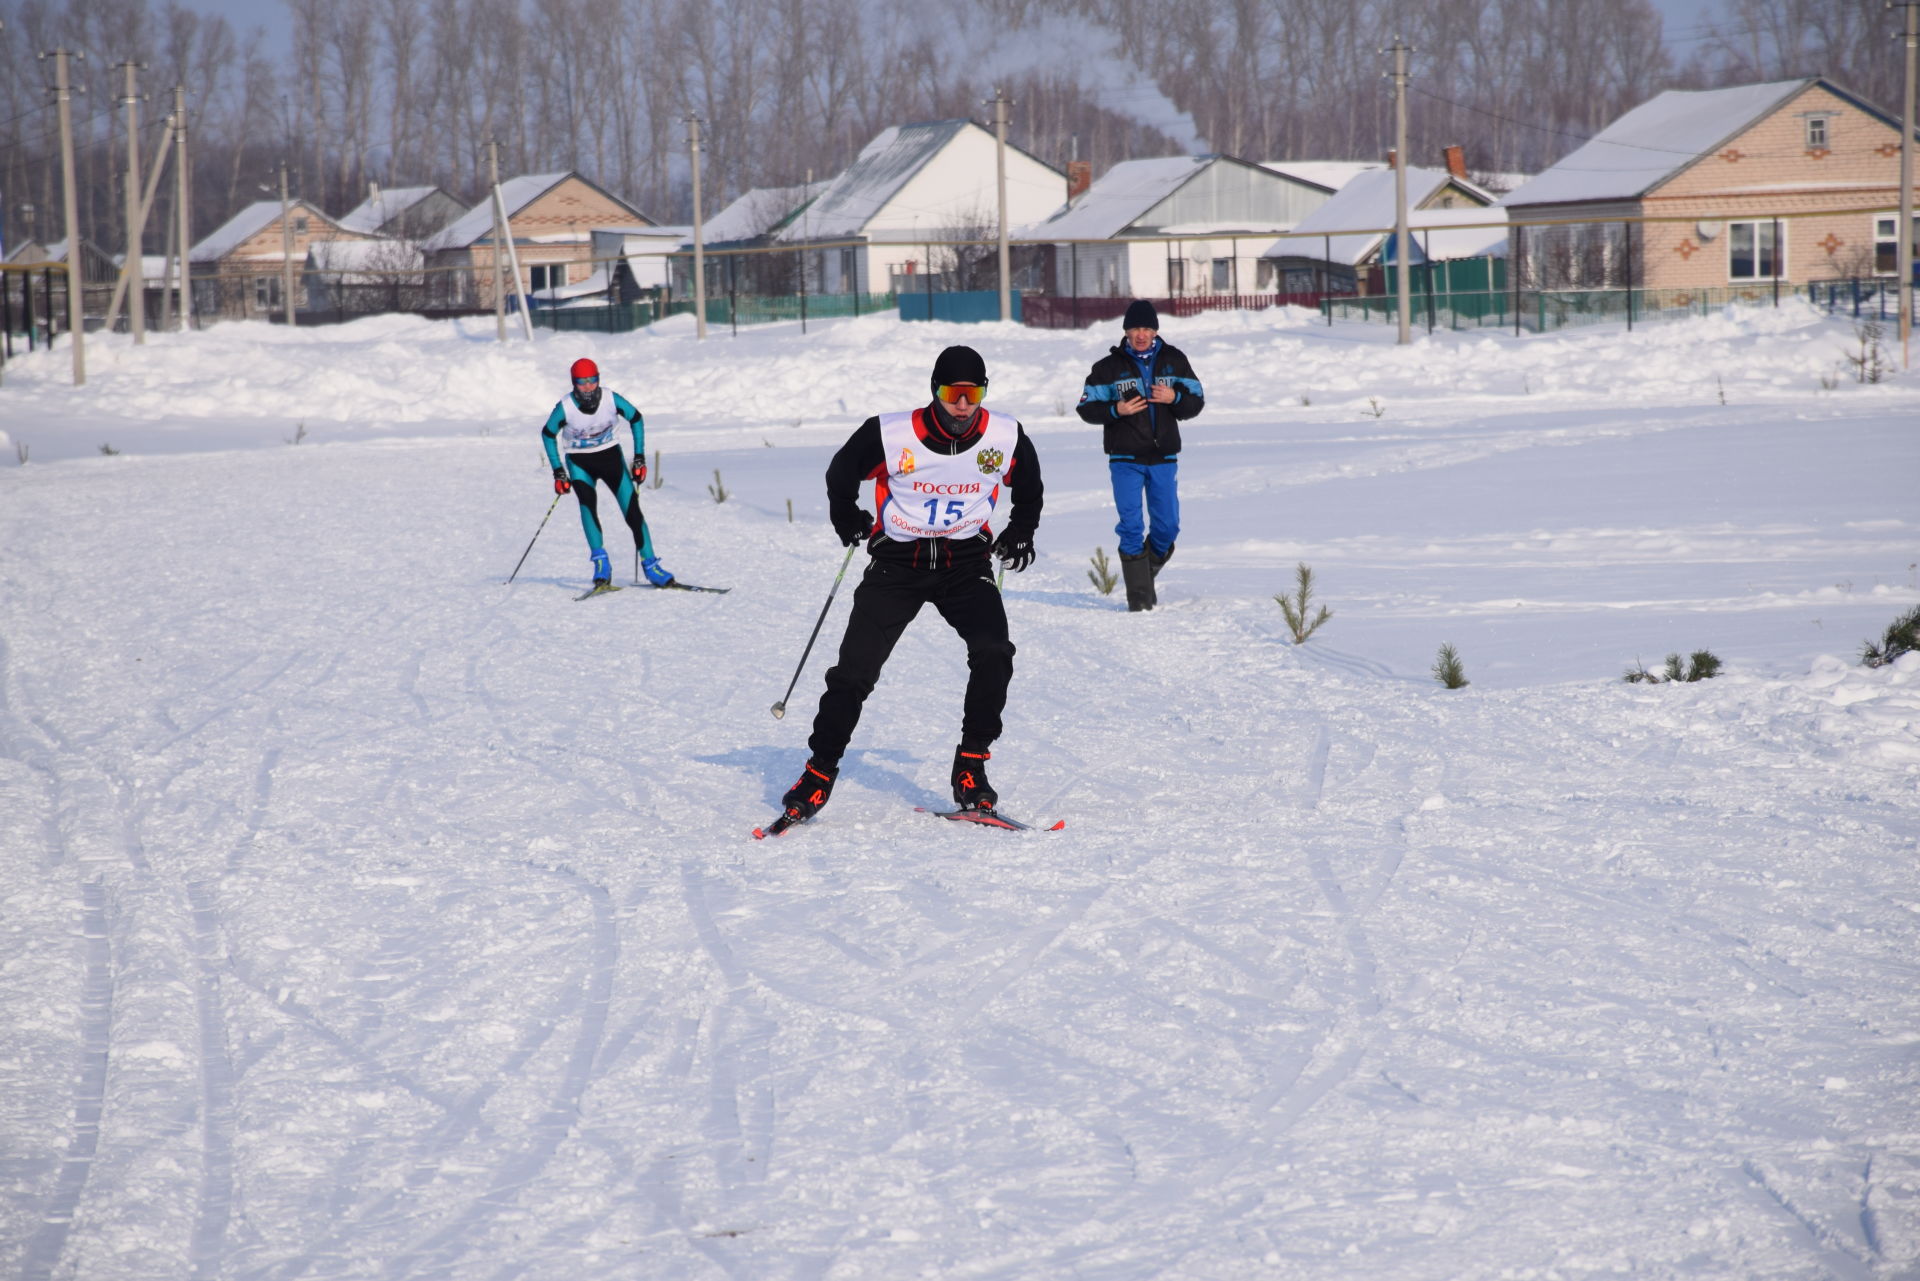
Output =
[{"x1": 569, "y1": 357, "x2": 599, "y2": 382}]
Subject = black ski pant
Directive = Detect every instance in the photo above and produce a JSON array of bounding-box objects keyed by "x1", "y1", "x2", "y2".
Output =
[
  {"x1": 564, "y1": 445, "x2": 654, "y2": 557},
  {"x1": 808, "y1": 559, "x2": 1015, "y2": 767}
]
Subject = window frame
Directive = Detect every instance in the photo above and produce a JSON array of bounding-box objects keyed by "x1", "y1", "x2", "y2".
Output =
[
  {"x1": 1727, "y1": 219, "x2": 1786, "y2": 282},
  {"x1": 1805, "y1": 115, "x2": 1829, "y2": 149},
  {"x1": 1874, "y1": 214, "x2": 1920, "y2": 277}
]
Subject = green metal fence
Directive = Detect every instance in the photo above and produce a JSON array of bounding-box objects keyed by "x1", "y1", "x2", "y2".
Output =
[
  {"x1": 1325, "y1": 283, "x2": 1812, "y2": 333},
  {"x1": 530, "y1": 291, "x2": 898, "y2": 333}
]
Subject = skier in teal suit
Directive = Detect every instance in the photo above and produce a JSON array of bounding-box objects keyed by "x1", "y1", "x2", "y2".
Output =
[{"x1": 540, "y1": 356, "x2": 674, "y2": 590}]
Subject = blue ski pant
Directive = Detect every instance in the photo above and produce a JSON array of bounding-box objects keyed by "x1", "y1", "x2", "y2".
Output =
[
  {"x1": 564, "y1": 445, "x2": 655, "y2": 559},
  {"x1": 1108, "y1": 459, "x2": 1179, "y2": 558}
]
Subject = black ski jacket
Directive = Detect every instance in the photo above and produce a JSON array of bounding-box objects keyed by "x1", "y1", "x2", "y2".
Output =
[
  {"x1": 1074, "y1": 339, "x2": 1205, "y2": 462},
  {"x1": 825, "y1": 400, "x2": 1043, "y2": 570}
]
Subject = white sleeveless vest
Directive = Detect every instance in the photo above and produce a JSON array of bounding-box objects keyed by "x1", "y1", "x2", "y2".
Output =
[
  {"x1": 875, "y1": 408, "x2": 1017, "y2": 542},
  {"x1": 558, "y1": 391, "x2": 620, "y2": 453}
]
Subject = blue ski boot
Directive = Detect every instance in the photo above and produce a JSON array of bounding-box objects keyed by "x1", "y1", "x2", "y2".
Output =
[
  {"x1": 641, "y1": 555, "x2": 676, "y2": 588},
  {"x1": 590, "y1": 547, "x2": 612, "y2": 586}
]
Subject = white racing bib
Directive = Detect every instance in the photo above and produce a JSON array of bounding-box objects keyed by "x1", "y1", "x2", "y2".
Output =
[
  {"x1": 875, "y1": 408, "x2": 1017, "y2": 541},
  {"x1": 558, "y1": 392, "x2": 619, "y2": 453}
]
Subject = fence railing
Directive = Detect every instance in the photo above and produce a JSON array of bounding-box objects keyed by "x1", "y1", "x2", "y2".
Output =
[
  {"x1": 1319, "y1": 283, "x2": 1875, "y2": 333},
  {"x1": 1022, "y1": 291, "x2": 1328, "y2": 330}
]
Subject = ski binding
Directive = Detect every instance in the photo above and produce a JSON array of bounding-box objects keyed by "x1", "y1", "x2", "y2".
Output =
[{"x1": 574, "y1": 582, "x2": 623, "y2": 601}]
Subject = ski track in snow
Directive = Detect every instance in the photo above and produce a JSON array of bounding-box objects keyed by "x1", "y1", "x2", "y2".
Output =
[{"x1": 2, "y1": 305, "x2": 1918, "y2": 1278}]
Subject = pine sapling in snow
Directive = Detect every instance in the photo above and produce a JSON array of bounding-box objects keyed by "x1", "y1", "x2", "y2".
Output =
[
  {"x1": 1624, "y1": 650, "x2": 1722, "y2": 684},
  {"x1": 1860, "y1": 603, "x2": 1920, "y2": 668},
  {"x1": 1432, "y1": 643, "x2": 1469, "y2": 689},
  {"x1": 1276, "y1": 562, "x2": 1333, "y2": 644},
  {"x1": 708, "y1": 468, "x2": 729, "y2": 503},
  {"x1": 1088, "y1": 548, "x2": 1118, "y2": 596}
]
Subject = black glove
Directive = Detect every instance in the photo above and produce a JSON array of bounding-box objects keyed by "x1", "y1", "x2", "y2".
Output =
[
  {"x1": 831, "y1": 503, "x2": 874, "y2": 547},
  {"x1": 552, "y1": 466, "x2": 572, "y2": 495},
  {"x1": 993, "y1": 528, "x2": 1035, "y2": 573}
]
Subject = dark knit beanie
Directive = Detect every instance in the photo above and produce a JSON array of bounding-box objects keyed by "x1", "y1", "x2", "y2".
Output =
[
  {"x1": 1122, "y1": 298, "x2": 1159, "y2": 330},
  {"x1": 930, "y1": 344, "x2": 988, "y2": 393}
]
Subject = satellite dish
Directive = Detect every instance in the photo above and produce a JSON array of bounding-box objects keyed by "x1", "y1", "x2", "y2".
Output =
[
  {"x1": 1190, "y1": 244, "x2": 1209, "y2": 264},
  {"x1": 1695, "y1": 220, "x2": 1721, "y2": 242}
]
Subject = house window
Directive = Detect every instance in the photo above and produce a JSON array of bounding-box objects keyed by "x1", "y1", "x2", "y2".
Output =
[
  {"x1": 1875, "y1": 215, "x2": 1920, "y2": 276},
  {"x1": 1728, "y1": 221, "x2": 1784, "y2": 280},
  {"x1": 254, "y1": 274, "x2": 281, "y2": 310},
  {"x1": 1212, "y1": 258, "x2": 1232, "y2": 291},
  {"x1": 294, "y1": 216, "x2": 310, "y2": 234},
  {"x1": 529, "y1": 264, "x2": 565, "y2": 292},
  {"x1": 1805, "y1": 116, "x2": 1829, "y2": 149},
  {"x1": 1167, "y1": 260, "x2": 1187, "y2": 293}
]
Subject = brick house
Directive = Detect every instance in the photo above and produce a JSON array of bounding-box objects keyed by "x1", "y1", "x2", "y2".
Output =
[
  {"x1": 1502, "y1": 77, "x2": 1920, "y2": 292},
  {"x1": 419, "y1": 172, "x2": 657, "y2": 308},
  {"x1": 188, "y1": 200, "x2": 361, "y2": 320}
]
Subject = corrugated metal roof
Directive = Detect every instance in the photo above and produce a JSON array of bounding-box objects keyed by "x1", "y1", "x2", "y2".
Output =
[
  {"x1": 420, "y1": 173, "x2": 571, "y2": 251},
  {"x1": 336, "y1": 186, "x2": 442, "y2": 234},
  {"x1": 1260, "y1": 161, "x2": 1385, "y2": 193},
  {"x1": 1266, "y1": 169, "x2": 1501, "y2": 265},
  {"x1": 1019, "y1": 156, "x2": 1208, "y2": 241},
  {"x1": 1501, "y1": 79, "x2": 1809, "y2": 207},
  {"x1": 776, "y1": 121, "x2": 968, "y2": 241}
]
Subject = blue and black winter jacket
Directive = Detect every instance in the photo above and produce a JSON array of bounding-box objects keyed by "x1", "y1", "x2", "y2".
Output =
[{"x1": 1075, "y1": 339, "x2": 1204, "y2": 462}]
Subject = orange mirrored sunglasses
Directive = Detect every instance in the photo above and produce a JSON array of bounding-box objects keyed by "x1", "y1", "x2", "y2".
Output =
[{"x1": 936, "y1": 383, "x2": 986, "y2": 405}]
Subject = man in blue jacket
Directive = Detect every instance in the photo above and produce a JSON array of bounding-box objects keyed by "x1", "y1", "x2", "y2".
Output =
[{"x1": 1075, "y1": 300, "x2": 1204, "y2": 611}]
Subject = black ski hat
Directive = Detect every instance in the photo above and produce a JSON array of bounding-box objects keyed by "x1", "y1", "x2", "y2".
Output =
[
  {"x1": 930, "y1": 344, "x2": 988, "y2": 394},
  {"x1": 1123, "y1": 299, "x2": 1159, "y2": 330}
]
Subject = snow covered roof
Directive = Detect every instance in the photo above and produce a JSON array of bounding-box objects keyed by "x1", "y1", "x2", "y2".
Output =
[
  {"x1": 1264, "y1": 169, "x2": 1502, "y2": 265},
  {"x1": 1019, "y1": 156, "x2": 1210, "y2": 241},
  {"x1": 306, "y1": 239, "x2": 425, "y2": 282},
  {"x1": 190, "y1": 200, "x2": 334, "y2": 263},
  {"x1": 700, "y1": 185, "x2": 812, "y2": 245},
  {"x1": 776, "y1": 120, "x2": 967, "y2": 241},
  {"x1": 1259, "y1": 161, "x2": 1385, "y2": 193},
  {"x1": 336, "y1": 186, "x2": 444, "y2": 234},
  {"x1": 1503, "y1": 79, "x2": 1817, "y2": 208},
  {"x1": 421, "y1": 172, "x2": 646, "y2": 252}
]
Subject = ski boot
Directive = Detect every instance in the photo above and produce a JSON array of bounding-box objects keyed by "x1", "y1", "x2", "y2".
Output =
[
  {"x1": 1119, "y1": 550, "x2": 1155, "y2": 612},
  {"x1": 589, "y1": 548, "x2": 613, "y2": 587},
  {"x1": 641, "y1": 555, "x2": 676, "y2": 588},
  {"x1": 951, "y1": 745, "x2": 998, "y2": 811},
  {"x1": 780, "y1": 759, "x2": 838, "y2": 823}
]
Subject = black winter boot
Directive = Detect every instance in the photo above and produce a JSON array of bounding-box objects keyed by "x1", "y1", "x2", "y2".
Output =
[
  {"x1": 950, "y1": 745, "x2": 998, "y2": 811},
  {"x1": 780, "y1": 759, "x2": 838, "y2": 822},
  {"x1": 1119, "y1": 550, "x2": 1156, "y2": 612},
  {"x1": 1147, "y1": 541, "x2": 1174, "y2": 580}
]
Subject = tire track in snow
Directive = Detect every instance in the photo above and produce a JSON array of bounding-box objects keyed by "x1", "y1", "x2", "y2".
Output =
[{"x1": 18, "y1": 878, "x2": 113, "y2": 1281}]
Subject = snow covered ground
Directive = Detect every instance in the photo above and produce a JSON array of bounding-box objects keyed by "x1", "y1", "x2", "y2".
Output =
[{"x1": 1, "y1": 303, "x2": 1916, "y2": 1279}]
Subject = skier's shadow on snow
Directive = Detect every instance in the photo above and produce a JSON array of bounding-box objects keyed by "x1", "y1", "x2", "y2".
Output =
[
  {"x1": 1000, "y1": 588, "x2": 1118, "y2": 612},
  {"x1": 697, "y1": 746, "x2": 938, "y2": 810}
]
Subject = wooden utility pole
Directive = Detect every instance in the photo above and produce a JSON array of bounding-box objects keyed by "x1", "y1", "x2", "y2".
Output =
[
  {"x1": 120, "y1": 61, "x2": 146, "y2": 343},
  {"x1": 686, "y1": 113, "x2": 707, "y2": 339},
  {"x1": 46, "y1": 48, "x2": 86, "y2": 383},
  {"x1": 1387, "y1": 37, "x2": 1412, "y2": 346},
  {"x1": 174, "y1": 86, "x2": 193, "y2": 330},
  {"x1": 487, "y1": 140, "x2": 506, "y2": 342},
  {"x1": 991, "y1": 87, "x2": 1012, "y2": 322},
  {"x1": 1894, "y1": 0, "x2": 1918, "y2": 367},
  {"x1": 280, "y1": 163, "x2": 297, "y2": 328},
  {"x1": 102, "y1": 107, "x2": 173, "y2": 334}
]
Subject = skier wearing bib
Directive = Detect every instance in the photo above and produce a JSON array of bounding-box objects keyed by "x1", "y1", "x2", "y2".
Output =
[
  {"x1": 1075, "y1": 299, "x2": 1204, "y2": 611},
  {"x1": 539, "y1": 356, "x2": 675, "y2": 589},
  {"x1": 777, "y1": 345, "x2": 1044, "y2": 824}
]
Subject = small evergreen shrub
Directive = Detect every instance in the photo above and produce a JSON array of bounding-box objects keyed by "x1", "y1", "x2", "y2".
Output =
[
  {"x1": 98, "y1": 443, "x2": 119, "y2": 455},
  {"x1": 707, "y1": 468, "x2": 729, "y2": 503},
  {"x1": 1276, "y1": 562, "x2": 1333, "y2": 643},
  {"x1": 1432, "y1": 643, "x2": 1468, "y2": 689},
  {"x1": 1860, "y1": 604, "x2": 1920, "y2": 668},
  {"x1": 1088, "y1": 548, "x2": 1117, "y2": 595},
  {"x1": 1624, "y1": 650, "x2": 1722, "y2": 684}
]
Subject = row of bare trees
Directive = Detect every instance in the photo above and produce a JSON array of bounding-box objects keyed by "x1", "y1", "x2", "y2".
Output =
[{"x1": 0, "y1": 0, "x2": 1909, "y2": 266}]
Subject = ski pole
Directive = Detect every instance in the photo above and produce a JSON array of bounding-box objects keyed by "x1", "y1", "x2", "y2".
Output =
[
  {"x1": 771, "y1": 543, "x2": 858, "y2": 719},
  {"x1": 506, "y1": 490, "x2": 565, "y2": 585}
]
